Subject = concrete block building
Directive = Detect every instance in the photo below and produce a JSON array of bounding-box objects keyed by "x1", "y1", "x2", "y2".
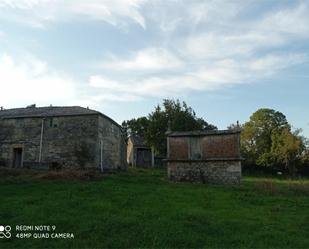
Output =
[
  {"x1": 0, "y1": 105, "x2": 127, "y2": 170},
  {"x1": 166, "y1": 130, "x2": 242, "y2": 184}
]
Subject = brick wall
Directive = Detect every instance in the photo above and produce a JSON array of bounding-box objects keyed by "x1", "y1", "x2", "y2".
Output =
[{"x1": 167, "y1": 131, "x2": 242, "y2": 184}]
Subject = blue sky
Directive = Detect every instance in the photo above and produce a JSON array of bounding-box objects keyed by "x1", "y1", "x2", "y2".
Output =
[{"x1": 0, "y1": 0, "x2": 308, "y2": 136}]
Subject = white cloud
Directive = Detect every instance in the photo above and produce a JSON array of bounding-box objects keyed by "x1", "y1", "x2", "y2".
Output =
[
  {"x1": 187, "y1": 0, "x2": 245, "y2": 26},
  {"x1": 0, "y1": 54, "x2": 78, "y2": 107},
  {"x1": 89, "y1": 51, "x2": 307, "y2": 101},
  {"x1": 90, "y1": 1, "x2": 309, "y2": 102},
  {"x1": 0, "y1": 0, "x2": 146, "y2": 29},
  {"x1": 1, "y1": 0, "x2": 309, "y2": 106},
  {"x1": 249, "y1": 54, "x2": 307, "y2": 73},
  {"x1": 100, "y1": 48, "x2": 183, "y2": 71},
  {"x1": 258, "y1": 3, "x2": 309, "y2": 37},
  {"x1": 183, "y1": 31, "x2": 286, "y2": 60}
]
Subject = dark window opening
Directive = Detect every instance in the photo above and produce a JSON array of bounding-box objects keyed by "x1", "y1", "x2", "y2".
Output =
[
  {"x1": 49, "y1": 118, "x2": 58, "y2": 128},
  {"x1": 13, "y1": 148, "x2": 23, "y2": 168}
]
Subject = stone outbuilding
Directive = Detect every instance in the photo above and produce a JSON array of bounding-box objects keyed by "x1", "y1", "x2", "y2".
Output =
[
  {"x1": 166, "y1": 130, "x2": 242, "y2": 184},
  {"x1": 0, "y1": 105, "x2": 127, "y2": 171},
  {"x1": 127, "y1": 135, "x2": 153, "y2": 167}
]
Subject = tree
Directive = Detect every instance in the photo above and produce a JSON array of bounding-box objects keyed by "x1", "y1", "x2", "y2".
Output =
[
  {"x1": 146, "y1": 99, "x2": 217, "y2": 155},
  {"x1": 241, "y1": 108, "x2": 306, "y2": 176},
  {"x1": 122, "y1": 117, "x2": 149, "y2": 139},
  {"x1": 122, "y1": 99, "x2": 217, "y2": 156},
  {"x1": 241, "y1": 108, "x2": 289, "y2": 168},
  {"x1": 271, "y1": 128, "x2": 304, "y2": 176}
]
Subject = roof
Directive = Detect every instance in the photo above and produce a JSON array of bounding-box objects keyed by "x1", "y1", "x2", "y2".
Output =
[
  {"x1": 0, "y1": 106, "x2": 121, "y2": 127},
  {"x1": 167, "y1": 129, "x2": 241, "y2": 137},
  {"x1": 129, "y1": 135, "x2": 149, "y2": 148}
]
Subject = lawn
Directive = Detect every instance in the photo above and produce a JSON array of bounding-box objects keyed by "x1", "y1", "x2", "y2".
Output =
[{"x1": 0, "y1": 168, "x2": 309, "y2": 249}]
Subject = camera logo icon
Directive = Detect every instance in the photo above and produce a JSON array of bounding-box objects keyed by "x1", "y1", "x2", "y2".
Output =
[{"x1": 0, "y1": 225, "x2": 11, "y2": 239}]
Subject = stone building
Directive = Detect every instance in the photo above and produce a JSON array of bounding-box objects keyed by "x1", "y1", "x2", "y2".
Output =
[
  {"x1": 0, "y1": 105, "x2": 127, "y2": 170},
  {"x1": 166, "y1": 130, "x2": 242, "y2": 184},
  {"x1": 127, "y1": 135, "x2": 152, "y2": 167}
]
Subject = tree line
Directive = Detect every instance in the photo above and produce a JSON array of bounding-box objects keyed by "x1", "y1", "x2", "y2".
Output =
[
  {"x1": 122, "y1": 99, "x2": 309, "y2": 176},
  {"x1": 229, "y1": 108, "x2": 309, "y2": 176}
]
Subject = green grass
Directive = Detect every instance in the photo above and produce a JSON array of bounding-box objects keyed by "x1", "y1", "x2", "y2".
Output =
[{"x1": 0, "y1": 168, "x2": 309, "y2": 249}]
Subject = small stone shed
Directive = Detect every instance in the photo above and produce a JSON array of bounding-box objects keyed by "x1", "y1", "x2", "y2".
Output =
[
  {"x1": 0, "y1": 105, "x2": 127, "y2": 170},
  {"x1": 127, "y1": 135, "x2": 152, "y2": 167},
  {"x1": 166, "y1": 130, "x2": 242, "y2": 184}
]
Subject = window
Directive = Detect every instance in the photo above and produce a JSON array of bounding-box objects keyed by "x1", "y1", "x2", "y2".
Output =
[
  {"x1": 49, "y1": 118, "x2": 53, "y2": 127},
  {"x1": 49, "y1": 118, "x2": 58, "y2": 128},
  {"x1": 16, "y1": 119, "x2": 24, "y2": 128}
]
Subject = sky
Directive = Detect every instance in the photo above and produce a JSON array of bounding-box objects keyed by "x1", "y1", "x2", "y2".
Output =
[{"x1": 0, "y1": 0, "x2": 308, "y2": 137}]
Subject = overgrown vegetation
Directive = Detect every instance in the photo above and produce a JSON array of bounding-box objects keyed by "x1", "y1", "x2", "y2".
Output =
[
  {"x1": 229, "y1": 108, "x2": 309, "y2": 176},
  {"x1": 0, "y1": 169, "x2": 309, "y2": 249},
  {"x1": 122, "y1": 99, "x2": 216, "y2": 155},
  {"x1": 123, "y1": 100, "x2": 309, "y2": 177}
]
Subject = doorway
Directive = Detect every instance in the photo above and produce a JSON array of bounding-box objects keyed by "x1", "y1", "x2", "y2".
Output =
[
  {"x1": 136, "y1": 148, "x2": 152, "y2": 167},
  {"x1": 13, "y1": 148, "x2": 23, "y2": 168}
]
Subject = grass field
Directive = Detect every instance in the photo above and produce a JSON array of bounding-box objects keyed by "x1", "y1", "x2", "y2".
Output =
[{"x1": 0, "y1": 168, "x2": 309, "y2": 249}]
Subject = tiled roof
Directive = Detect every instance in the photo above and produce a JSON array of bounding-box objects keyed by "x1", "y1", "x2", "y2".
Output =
[
  {"x1": 129, "y1": 135, "x2": 149, "y2": 147},
  {"x1": 0, "y1": 106, "x2": 121, "y2": 127},
  {"x1": 0, "y1": 106, "x2": 98, "y2": 118}
]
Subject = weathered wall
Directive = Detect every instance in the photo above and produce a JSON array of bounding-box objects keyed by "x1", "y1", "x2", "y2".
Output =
[
  {"x1": 169, "y1": 133, "x2": 240, "y2": 160},
  {"x1": 0, "y1": 114, "x2": 127, "y2": 170},
  {"x1": 202, "y1": 134, "x2": 240, "y2": 159},
  {"x1": 168, "y1": 160, "x2": 241, "y2": 185},
  {"x1": 169, "y1": 137, "x2": 189, "y2": 160},
  {"x1": 167, "y1": 131, "x2": 241, "y2": 184},
  {"x1": 98, "y1": 115, "x2": 127, "y2": 170},
  {"x1": 0, "y1": 115, "x2": 98, "y2": 168}
]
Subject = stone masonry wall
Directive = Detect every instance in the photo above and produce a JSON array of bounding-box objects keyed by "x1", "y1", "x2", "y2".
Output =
[
  {"x1": 168, "y1": 160, "x2": 241, "y2": 185},
  {"x1": 98, "y1": 115, "x2": 127, "y2": 170},
  {"x1": 0, "y1": 115, "x2": 98, "y2": 169},
  {"x1": 0, "y1": 113, "x2": 127, "y2": 170}
]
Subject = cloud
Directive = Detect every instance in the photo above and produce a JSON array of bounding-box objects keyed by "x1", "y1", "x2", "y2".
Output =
[
  {"x1": 0, "y1": 54, "x2": 78, "y2": 107},
  {"x1": 89, "y1": 1, "x2": 309, "y2": 102},
  {"x1": 258, "y1": 2, "x2": 309, "y2": 37},
  {"x1": 89, "y1": 52, "x2": 306, "y2": 101},
  {"x1": 100, "y1": 48, "x2": 183, "y2": 71},
  {"x1": 1, "y1": 0, "x2": 309, "y2": 107},
  {"x1": 249, "y1": 54, "x2": 307, "y2": 73},
  {"x1": 0, "y1": 0, "x2": 146, "y2": 29}
]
